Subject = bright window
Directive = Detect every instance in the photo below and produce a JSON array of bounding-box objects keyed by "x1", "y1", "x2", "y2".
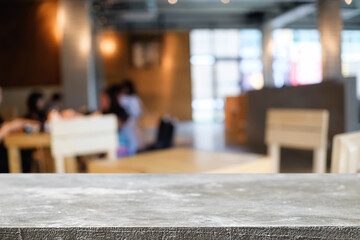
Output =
[
  {"x1": 190, "y1": 29, "x2": 263, "y2": 122},
  {"x1": 273, "y1": 29, "x2": 322, "y2": 88},
  {"x1": 342, "y1": 30, "x2": 360, "y2": 98}
]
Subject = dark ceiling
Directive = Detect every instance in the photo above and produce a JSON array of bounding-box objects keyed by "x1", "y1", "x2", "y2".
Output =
[{"x1": 91, "y1": 0, "x2": 360, "y2": 31}]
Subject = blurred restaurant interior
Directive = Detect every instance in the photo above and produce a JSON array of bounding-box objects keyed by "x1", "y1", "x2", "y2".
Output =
[{"x1": 0, "y1": 0, "x2": 360, "y2": 174}]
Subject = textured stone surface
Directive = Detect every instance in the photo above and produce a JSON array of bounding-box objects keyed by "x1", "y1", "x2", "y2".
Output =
[{"x1": 0, "y1": 174, "x2": 359, "y2": 239}]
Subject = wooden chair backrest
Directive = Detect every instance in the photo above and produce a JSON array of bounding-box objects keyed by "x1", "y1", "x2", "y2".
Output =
[
  {"x1": 331, "y1": 131, "x2": 360, "y2": 173},
  {"x1": 266, "y1": 109, "x2": 329, "y2": 150},
  {"x1": 50, "y1": 115, "x2": 118, "y2": 173},
  {"x1": 265, "y1": 109, "x2": 329, "y2": 173},
  {"x1": 225, "y1": 96, "x2": 247, "y2": 144}
]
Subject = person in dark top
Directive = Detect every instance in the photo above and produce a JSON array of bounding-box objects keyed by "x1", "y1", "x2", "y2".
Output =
[
  {"x1": 47, "y1": 93, "x2": 63, "y2": 112},
  {"x1": 0, "y1": 87, "x2": 39, "y2": 173},
  {"x1": 0, "y1": 86, "x2": 7, "y2": 172},
  {"x1": 25, "y1": 92, "x2": 47, "y2": 127},
  {"x1": 101, "y1": 86, "x2": 128, "y2": 124},
  {"x1": 0, "y1": 115, "x2": 8, "y2": 173},
  {"x1": 21, "y1": 91, "x2": 47, "y2": 173}
]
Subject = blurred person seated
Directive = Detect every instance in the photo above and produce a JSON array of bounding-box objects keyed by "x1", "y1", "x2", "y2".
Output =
[
  {"x1": 47, "y1": 87, "x2": 137, "y2": 158},
  {"x1": 47, "y1": 93, "x2": 63, "y2": 112},
  {"x1": 25, "y1": 91, "x2": 47, "y2": 129},
  {"x1": 48, "y1": 108, "x2": 83, "y2": 121},
  {"x1": 22, "y1": 91, "x2": 47, "y2": 172},
  {"x1": 0, "y1": 119, "x2": 40, "y2": 173},
  {"x1": 120, "y1": 79, "x2": 143, "y2": 119},
  {"x1": 0, "y1": 87, "x2": 40, "y2": 173},
  {"x1": 100, "y1": 86, "x2": 137, "y2": 157},
  {"x1": 119, "y1": 79, "x2": 145, "y2": 151},
  {"x1": 148, "y1": 115, "x2": 175, "y2": 150}
]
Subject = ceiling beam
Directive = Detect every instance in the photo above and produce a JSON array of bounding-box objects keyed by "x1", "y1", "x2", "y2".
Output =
[
  {"x1": 267, "y1": 3, "x2": 316, "y2": 28},
  {"x1": 342, "y1": 8, "x2": 360, "y2": 21}
]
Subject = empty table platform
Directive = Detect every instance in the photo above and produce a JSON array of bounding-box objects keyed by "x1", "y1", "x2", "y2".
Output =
[{"x1": 0, "y1": 174, "x2": 359, "y2": 239}]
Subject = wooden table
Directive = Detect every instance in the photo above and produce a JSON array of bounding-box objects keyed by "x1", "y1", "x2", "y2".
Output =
[
  {"x1": 4, "y1": 133, "x2": 51, "y2": 173},
  {"x1": 87, "y1": 148, "x2": 271, "y2": 173}
]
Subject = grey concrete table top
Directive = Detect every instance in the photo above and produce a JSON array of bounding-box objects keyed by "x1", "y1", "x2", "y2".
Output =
[{"x1": 0, "y1": 174, "x2": 359, "y2": 239}]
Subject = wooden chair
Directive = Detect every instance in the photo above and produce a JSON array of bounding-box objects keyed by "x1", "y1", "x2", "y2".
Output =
[
  {"x1": 265, "y1": 109, "x2": 329, "y2": 173},
  {"x1": 50, "y1": 115, "x2": 118, "y2": 173},
  {"x1": 331, "y1": 131, "x2": 360, "y2": 173},
  {"x1": 225, "y1": 96, "x2": 247, "y2": 145}
]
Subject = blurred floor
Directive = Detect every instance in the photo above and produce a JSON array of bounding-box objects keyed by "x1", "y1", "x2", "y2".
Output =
[{"x1": 174, "y1": 121, "x2": 315, "y2": 173}]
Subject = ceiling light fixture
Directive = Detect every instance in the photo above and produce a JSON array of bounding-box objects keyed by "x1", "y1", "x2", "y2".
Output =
[
  {"x1": 221, "y1": 0, "x2": 230, "y2": 4},
  {"x1": 99, "y1": 16, "x2": 108, "y2": 25},
  {"x1": 168, "y1": 0, "x2": 178, "y2": 4},
  {"x1": 100, "y1": 37, "x2": 117, "y2": 56}
]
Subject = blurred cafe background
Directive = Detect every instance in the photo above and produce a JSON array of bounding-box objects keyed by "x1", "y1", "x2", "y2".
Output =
[{"x1": 0, "y1": 0, "x2": 360, "y2": 174}]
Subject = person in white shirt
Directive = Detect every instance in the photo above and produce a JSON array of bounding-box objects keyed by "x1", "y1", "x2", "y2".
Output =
[
  {"x1": 119, "y1": 80, "x2": 145, "y2": 151},
  {"x1": 120, "y1": 80, "x2": 143, "y2": 119}
]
